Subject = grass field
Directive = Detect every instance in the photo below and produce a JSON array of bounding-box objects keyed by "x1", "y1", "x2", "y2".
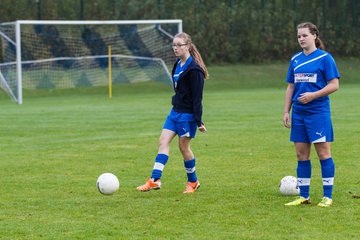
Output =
[{"x1": 1, "y1": 61, "x2": 360, "y2": 239}]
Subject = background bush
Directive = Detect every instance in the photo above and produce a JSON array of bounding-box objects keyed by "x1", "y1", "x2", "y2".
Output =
[{"x1": 0, "y1": 0, "x2": 359, "y2": 64}]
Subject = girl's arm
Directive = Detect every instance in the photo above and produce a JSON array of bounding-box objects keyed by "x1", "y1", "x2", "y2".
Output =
[
  {"x1": 283, "y1": 83, "x2": 294, "y2": 128},
  {"x1": 297, "y1": 78, "x2": 339, "y2": 104}
]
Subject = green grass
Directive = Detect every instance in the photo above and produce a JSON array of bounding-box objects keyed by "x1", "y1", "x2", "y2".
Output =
[{"x1": 1, "y1": 61, "x2": 360, "y2": 239}]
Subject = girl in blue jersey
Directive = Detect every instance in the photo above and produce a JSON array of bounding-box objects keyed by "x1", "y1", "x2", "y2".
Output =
[
  {"x1": 283, "y1": 22, "x2": 340, "y2": 207},
  {"x1": 137, "y1": 32, "x2": 209, "y2": 193}
]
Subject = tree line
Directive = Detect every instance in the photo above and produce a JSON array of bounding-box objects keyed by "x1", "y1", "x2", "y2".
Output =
[{"x1": 0, "y1": 0, "x2": 359, "y2": 64}]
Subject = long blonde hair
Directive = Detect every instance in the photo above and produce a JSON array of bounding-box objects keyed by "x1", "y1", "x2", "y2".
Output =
[{"x1": 174, "y1": 32, "x2": 209, "y2": 80}]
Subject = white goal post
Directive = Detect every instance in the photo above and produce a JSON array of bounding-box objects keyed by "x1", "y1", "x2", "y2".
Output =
[{"x1": 0, "y1": 19, "x2": 183, "y2": 104}]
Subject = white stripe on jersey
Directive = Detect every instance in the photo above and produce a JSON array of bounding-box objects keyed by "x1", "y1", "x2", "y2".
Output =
[
  {"x1": 297, "y1": 178, "x2": 311, "y2": 186},
  {"x1": 291, "y1": 52, "x2": 303, "y2": 61},
  {"x1": 322, "y1": 177, "x2": 334, "y2": 186},
  {"x1": 294, "y1": 53, "x2": 328, "y2": 71},
  {"x1": 173, "y1": 71, "x2": 184, "y2": 78}
]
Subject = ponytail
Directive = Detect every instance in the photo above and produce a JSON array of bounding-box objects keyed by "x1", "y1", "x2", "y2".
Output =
[
  {"x1": 189, "y1": 43, "x2": 209, "y2": 80},
  {"x1": 315, "y1": 37, "x2": 325, "y2": 50}
]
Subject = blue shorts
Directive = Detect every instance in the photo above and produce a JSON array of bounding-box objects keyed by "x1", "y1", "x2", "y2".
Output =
[
  {"x1": 290, "y1": 112, "x2": 333, "y2": 143},
  {"x1": 163, "y1": 116, "x2": 198, "y2": 138}
]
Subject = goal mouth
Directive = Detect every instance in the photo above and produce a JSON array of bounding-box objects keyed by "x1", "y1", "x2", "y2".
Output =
[
  {"x1": 0, "y1": 20, "x2": 183, "y2": 104},
  {"x1": 2, "y1": 54, "x2": 171, "y2": 90}
]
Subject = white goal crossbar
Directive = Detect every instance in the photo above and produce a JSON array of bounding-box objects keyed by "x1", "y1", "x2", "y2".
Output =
[{"x1": 0, "y1": 19, "x2": 183, "y2": 104}]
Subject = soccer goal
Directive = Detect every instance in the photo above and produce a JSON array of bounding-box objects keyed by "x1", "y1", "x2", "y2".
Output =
[{"x1": 0, "y1": 20, "x2": 182, "y2": 104}]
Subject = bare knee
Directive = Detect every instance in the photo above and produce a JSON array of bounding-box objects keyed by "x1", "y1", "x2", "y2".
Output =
[
  {"x1": 295, "y1": 143, "x2": 311, "y2": 160},
  {"x1": 178, "y1": 142, "x2": 189, "y2": 155},
  {"x1": 158, "y1": 139, "x2": 169, "y2": 152},
  {"x1": 315, "y1": 142, "x2": 331, "y2": 160},
  {"x1": 178, "y1": 138, "x2": 194, "y2": 160},
  {"x1": 295, "y1": 147, "x2": 310, "y2": 160},
  {"x1": 316, "y1": 149, "x2": 331, "y2": 160},
  {"x1": 296, "y1": 151, "x2": 310, "y2": 160},
  {"x1": 158, "y1": 136, "x2": 171, "y2": 153}
]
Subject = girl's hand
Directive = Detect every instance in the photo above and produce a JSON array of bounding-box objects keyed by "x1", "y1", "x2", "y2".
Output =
[
  {"x1": 283, "y1": 112, "x2": 291, "y2": 128},
  {"x1": 297, "y1": 92, "x2": 315, "y2": 104},
  {"x1": 199, "y1": 124, "x2": 207, "y2": 133}
]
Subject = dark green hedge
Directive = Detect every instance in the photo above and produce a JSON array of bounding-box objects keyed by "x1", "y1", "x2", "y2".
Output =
[{"x1": 0, "y1": 0, "x2": 359, "y2": 64}]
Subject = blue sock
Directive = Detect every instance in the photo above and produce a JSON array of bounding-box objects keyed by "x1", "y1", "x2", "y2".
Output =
[
  {"x1": 320, "y1": 157, "x2": 335, "y2": 199},
  {"x1": 151, "y1": 154, "x2": 169, "y2": 180},
  {"x1": 184, "y1": 158, "x2": 197, "y2": 182},
  {"x1": 297, "y1": 160, "x2": 312, "y2": 199}
]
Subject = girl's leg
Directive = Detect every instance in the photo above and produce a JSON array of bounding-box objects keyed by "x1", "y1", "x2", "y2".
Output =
[
  {"x1": 179, "y1": 137, "x2": 200, "y2": 192},
  {"x1": 151, "y1": 129, "x2": 177, "y2": 180},
  {"x1": 179, "y1": 136, "x2": 197, "y2": 180},
  {"x1": 314, "y1": 142, "x2": 334, "y2": 200},
  {"x1": 294, "y1": 142, "x2": 312, "y2": 199},
  {"x1": 136, "y1": 129, "x2": 176, "y2": 191}
]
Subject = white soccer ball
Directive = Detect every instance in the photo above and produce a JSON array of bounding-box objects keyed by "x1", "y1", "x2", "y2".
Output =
[
  {"x1": 279, "y1": 176, "x2": 300, "y2": 196},
  {"x1": 96, "y1": 173, "x2": 120, "y2": 195}
]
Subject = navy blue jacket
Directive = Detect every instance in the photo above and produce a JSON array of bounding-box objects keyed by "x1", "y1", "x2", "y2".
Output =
[{"x1": 171, "y1": 59, "x2": 205, "y2": 127}]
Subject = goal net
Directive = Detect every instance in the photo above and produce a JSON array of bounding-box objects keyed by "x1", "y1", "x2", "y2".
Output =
[{"x1": 0, "y1": 20, "x2": 182, "y2": 104}]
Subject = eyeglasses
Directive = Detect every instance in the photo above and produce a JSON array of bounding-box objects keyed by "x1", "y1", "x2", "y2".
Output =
[{"x1": 172, "y1": 43, "x2": 188, "y2": 48}]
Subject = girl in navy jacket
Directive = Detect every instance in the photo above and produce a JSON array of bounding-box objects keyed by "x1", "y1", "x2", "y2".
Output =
[{"x1": 137, "y1": 32, "x2": 209, "y2": 193}]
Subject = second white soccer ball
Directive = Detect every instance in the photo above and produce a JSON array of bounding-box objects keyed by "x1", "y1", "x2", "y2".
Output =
[
  {"x1": 279, "y1": 176, "x2": 300, "y2": 196},
  {"x1": 96, "y1": 173, "x2": 120, "y2": 195}
]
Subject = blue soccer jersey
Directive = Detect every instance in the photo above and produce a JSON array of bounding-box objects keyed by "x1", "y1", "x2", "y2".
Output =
[
  {"x1": 173, "y1": 55, "x2": 193, "y2": 89},
  {"x1": 286, "y1": 49, "x2": 340, "y2": 114}
]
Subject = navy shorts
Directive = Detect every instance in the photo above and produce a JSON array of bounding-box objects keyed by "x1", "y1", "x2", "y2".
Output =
[
  {"x1": 163, "y1": 116, "x2": 198, "y2": 138},
  {"x1": 290, "y1": 112, "x2": 333, "y2": 143}
]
